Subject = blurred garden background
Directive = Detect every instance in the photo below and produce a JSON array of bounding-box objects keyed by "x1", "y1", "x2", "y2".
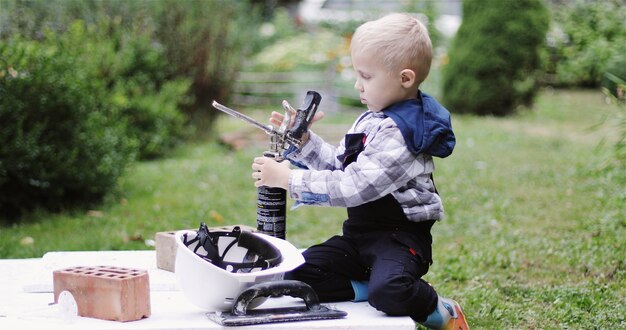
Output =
[{"x1": 0, "y1": 0, "x2": 624, "y2": 328}]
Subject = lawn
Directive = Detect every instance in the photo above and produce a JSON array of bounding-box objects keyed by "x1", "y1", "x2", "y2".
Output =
[{"x1": 1, "y1": 89, "x2": 624, "y2": 328}]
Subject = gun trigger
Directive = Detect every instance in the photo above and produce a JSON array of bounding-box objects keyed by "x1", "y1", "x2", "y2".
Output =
[{"x1": 279, "y1": 100, "x2": 295, "y2": 133}]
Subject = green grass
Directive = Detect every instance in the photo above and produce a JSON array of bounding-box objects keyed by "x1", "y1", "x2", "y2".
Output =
[
  {"x1": 1, "y1": 89, "x2": 624, "y2": 328},
  {"x1": 428, "y1": 90, "x2": 625, "y2": 328}
]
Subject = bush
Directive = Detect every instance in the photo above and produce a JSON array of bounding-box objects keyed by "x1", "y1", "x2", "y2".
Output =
[
  {"x1": 0, "y1": 39, "x2": 137, "y2": 220},
  {"x1": 1, "y1": 0, "x2": 250, "y2": 154},
  {"x1": 111, "y1": 79, "x2": 190, "y2": 159},
  {"x1": 154, "y1": 0, "x2": 262, "y2": 132},
  {"x1": 47, "y1": 18, "x2": 192, "y2": 160},
  {"x1": 547, "y1": 0, "x2": 626, "y2": 87},
  {"x1": 441, "y1": 0, "x2": 549, "y2": 116},
  {"x1": 0, "y1": 0, "x2": 261, "y2": 220},
  {"x1": 1, "y1": 0, "x2": 193, "y2": 160},
  {"x1": 89, "y1": 21, "x2": 192, "y2": 159}
]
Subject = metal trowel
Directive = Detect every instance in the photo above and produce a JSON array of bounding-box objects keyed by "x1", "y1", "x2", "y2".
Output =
[{"x1": 207, "y1": 280, "x2": 347, "y2": 326}]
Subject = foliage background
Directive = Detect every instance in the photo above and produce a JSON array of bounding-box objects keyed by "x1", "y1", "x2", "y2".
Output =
[
  {"x1": 0, "y1": 0, "x2": 624, "y2": 328},
  {"x1": 0, "y1": 0, "x2": 261, "y2": 219},
  {"x1": 545, "y1": 0, "x2": 626, "y2": 88},
  {"x1": 2, "y1": 0, "x2": 624, "y2": 219},
  {"x1": 0, "y1": 36, "x2": 137, "y2": 218},
  {"x1": 441, "y1": 0, "x2": 549, "y2": 116}
]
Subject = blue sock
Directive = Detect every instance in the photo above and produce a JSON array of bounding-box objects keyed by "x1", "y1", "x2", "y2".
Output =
[
  {"x1": 350, "y1": 280, "x2": 369, "y2": 302},
  {"x1": 420, "y1": 297, "x2": 454, "y2": 329}
]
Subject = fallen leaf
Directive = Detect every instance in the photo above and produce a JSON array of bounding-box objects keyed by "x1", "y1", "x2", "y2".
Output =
[
  {"x1": 87, "y1": 210, "x2": 104, "y2": 218},
  {"x1": 210, "y1": 210, "x2": 225, "y2": 223},
  {"x1": 20, "y1": 236, "x2": 34, "y2": 246}
]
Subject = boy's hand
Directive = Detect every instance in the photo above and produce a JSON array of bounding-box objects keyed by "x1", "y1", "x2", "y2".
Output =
[
  {"x1": 251, "y1": 157, "x2": 291, "y2": 189},
  {"x1": 270, "y1": 108, "x2": 325, "y2": 146}
]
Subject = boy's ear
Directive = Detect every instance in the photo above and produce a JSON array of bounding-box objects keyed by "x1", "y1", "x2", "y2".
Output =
[{"x1": 400, "y1": 69, "x2": 417, "y2": 88}]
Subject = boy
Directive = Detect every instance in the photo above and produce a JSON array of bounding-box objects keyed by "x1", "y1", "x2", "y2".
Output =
[{"x1": 251, "y1": 13, "x2": 469, "y2": 330}]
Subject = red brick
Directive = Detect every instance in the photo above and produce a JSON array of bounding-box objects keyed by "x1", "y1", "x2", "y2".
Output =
[{"x1": 53, "y1": 266, "x2": 151, "y2": 322}]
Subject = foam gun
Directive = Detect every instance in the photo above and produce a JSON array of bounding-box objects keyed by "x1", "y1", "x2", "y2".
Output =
[{"x1": 212, "y1": 91, "x2": 322, "y2": 239}]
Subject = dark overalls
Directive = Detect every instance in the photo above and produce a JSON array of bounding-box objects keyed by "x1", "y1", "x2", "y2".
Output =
[{"x1": 286, "y1": 132, "x2": 439, "y2": 321}]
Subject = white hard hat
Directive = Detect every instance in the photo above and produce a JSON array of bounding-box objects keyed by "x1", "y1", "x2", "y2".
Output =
[{"x1": 174, "y1": 224, "x2": 304, "y2": 311}]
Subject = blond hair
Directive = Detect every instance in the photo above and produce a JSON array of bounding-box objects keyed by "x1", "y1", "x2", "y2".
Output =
[{"x1": 350, "y1": 13, "x2": 433, "y2": 84}]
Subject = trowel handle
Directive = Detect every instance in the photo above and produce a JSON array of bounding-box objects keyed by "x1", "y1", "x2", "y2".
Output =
[
  {"x1": 288, "y1": 91, "x2": 322, "y2": 140},
  {"x1": 232, "y1": 280, "x2": 321, "y2": 316}
]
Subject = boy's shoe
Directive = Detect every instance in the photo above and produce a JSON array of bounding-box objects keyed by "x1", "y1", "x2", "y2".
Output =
[{"x1": 441, "y1": 298, "x2": 469, "y2": 330}]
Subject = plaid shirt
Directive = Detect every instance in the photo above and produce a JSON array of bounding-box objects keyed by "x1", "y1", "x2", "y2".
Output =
[{"x1": 286, "y1": 110, "x2": 444, "y2": 222}]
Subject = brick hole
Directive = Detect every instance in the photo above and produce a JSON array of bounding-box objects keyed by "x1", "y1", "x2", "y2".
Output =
[{"x1": 104, "y1": 269, "x2": 130, "y2": 275}]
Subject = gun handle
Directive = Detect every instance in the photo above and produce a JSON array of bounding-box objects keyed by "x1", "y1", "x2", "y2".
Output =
[{"x1": 289, "y1": 91, "x2": 322, "y2": 139}]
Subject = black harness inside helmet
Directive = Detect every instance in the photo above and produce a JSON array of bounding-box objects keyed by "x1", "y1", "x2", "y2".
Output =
[{"x1": 182, "y1": 223, "x2": 282, "y2": 273}]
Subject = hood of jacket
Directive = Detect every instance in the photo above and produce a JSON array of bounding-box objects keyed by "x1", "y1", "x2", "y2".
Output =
[{"x1": 382, "y1": 92, "x2": 455, "y2": 158}]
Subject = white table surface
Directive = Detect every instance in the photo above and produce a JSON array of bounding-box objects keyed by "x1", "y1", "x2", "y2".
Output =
[{"x1": 0, "y1": 250, "x2": 415, "y2": 329}]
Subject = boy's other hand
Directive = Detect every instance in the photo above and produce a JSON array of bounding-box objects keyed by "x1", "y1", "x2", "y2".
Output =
[
  {"x1": 270, "y1": 109, "x2": 325, "y2": 146},
  {"x1": 251, "y1": 157, "x2": 291, "y2": 189}
]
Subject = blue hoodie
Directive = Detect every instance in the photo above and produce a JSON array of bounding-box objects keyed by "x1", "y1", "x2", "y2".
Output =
[{"x1": 382, "y1": 92, "x2": 455, "y2": 158}]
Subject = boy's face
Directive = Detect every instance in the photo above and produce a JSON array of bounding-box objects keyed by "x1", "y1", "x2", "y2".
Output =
[{"x1": 351, "y1": 50, "x2": 408, "y2": 112}]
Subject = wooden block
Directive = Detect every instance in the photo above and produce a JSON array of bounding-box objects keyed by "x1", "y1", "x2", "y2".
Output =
[
  {"x1": 155, "y1": 224, "x2": 258, "y2": 272},
  {"x1": 155, "y1": 231, "x2": 177, "y2": 272},
  {"x1": 53, "y1": 266, "x2": 151, "y2": 322}
]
